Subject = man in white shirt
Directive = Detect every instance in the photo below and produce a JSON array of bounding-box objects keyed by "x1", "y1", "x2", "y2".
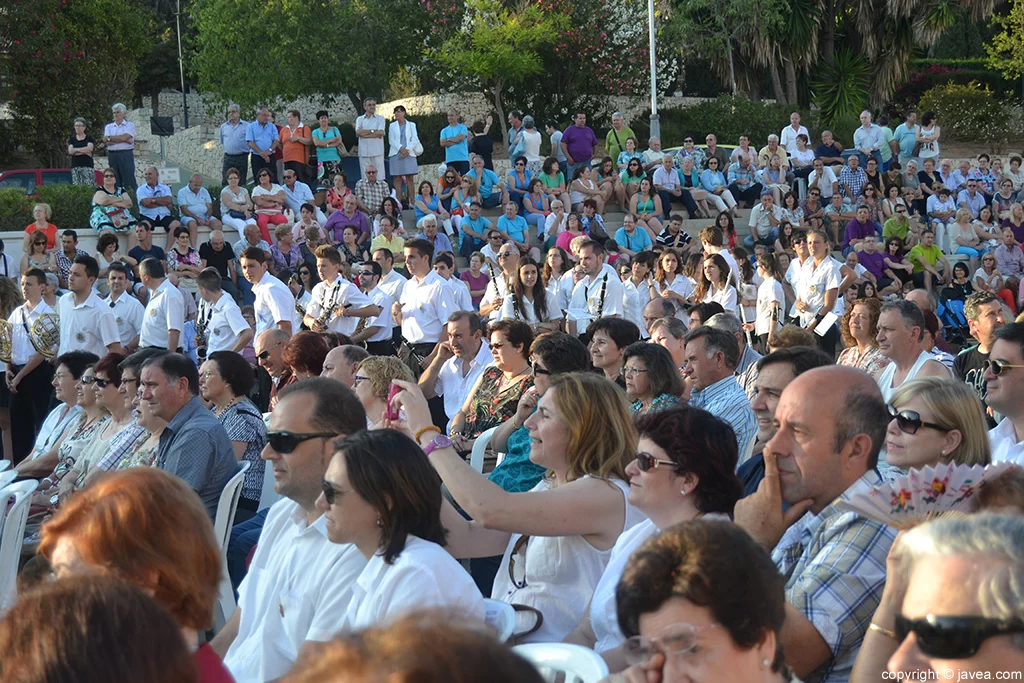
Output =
[
  {"x1": 8, "y1": 268, "x2": 57, "y2": 462},
  {"x1": 372, "y1": 247, "x2": 408, "y2": 301},
  {"x1": 780, "y1": 111, "x2": 810, "y2": 152},
  {"x1": 139, "y1": 258, "x2": 185, "y2": 352},
  {"x1": 568, "y1": 239, "x2": 624, "y2": 338},
  {"x1": 853, "y1": 110, "x2": 885, "y2": 167},
  {"x1": 807, "y1": 157, "x2": 839, "y2": 200},
  {"x1": 176, "y1": 173, "x2": 222, "y2": 247},
  {"x1": 56, "y1": 255, "x2": 122, "y2": 358},
  {"x1": 392, "y1": 238, "x2": 457, "y2": 379},
  {"x1": 282, "y1": 170, "x2": 327, "y2": 223},
  {"x1": 984, "y1": 322, "x2": 1024, "y2": 465},
  {"x1": 432, "y1": 252, "x2": 473, "y2": 312},
  {"x1": 196, "y1": 268, "x2": 253, "y2": 355},
  {"x1": 746, "y1": 191, "x2": 783, "y2": 250},
  {"x1": 103, "y1": 103, "x2": 137, "y2": 191},
  {"x1": 352, "y1": 261, "x2": 396, "y2": 356},
  {"x1": 213, "y1": 379, "x2": 369, "y2": 682},
  {"x1": 418, "y1": 311, "x2": 492, "y2": 431},
  {"x1": 303, "y1": 245, "x2": 378, "y2": 336},
  {"x1": 241, "y1": 246, "x2": 296, "y2": 336},
  {"x1": 479, "y1": 242, "x2": 518, "y2": 320},
  {"x1": 355, "y1": 97, "x2": 386, "y2": 177},
  {"x1": 136, "y1": 166, "x2": 182, "y2": 248},
  {"x1": 103, "y1": 262, "x2": 144, "y2": 350}
]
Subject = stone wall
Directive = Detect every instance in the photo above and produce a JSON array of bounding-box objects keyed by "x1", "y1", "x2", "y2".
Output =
[{"x1": 154, "y1": 91, "x2": 359, "y2": 128}]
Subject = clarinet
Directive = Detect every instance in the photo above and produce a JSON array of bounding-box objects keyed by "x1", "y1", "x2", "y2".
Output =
[
  {"x1": 315, "y1": 280, "x2": 342, "y2": 330},
  {"x1": 195, "y1": 300, "x2": 211, "y2": 359},
  {"x1": 595, "y1": 273, "x2": 608, "y2": 318},
  {"x1": 507, "y1": 274, "x2": 520, "y2": 321}
]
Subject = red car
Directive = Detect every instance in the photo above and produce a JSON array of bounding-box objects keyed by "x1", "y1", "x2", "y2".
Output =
[{"x1": 0, "y1": 168, "x2": 105, "y2": 193}]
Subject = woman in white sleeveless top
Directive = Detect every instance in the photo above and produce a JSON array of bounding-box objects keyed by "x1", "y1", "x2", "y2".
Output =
[
  {"x1": 563, "y1": 406, "x2": 742, "y2": 671},
  {"x1": 394, "y1": 372, "x2": 644, "y2": 643}
]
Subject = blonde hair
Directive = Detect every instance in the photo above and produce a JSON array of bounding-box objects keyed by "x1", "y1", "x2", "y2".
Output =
[
  {"x1": 550, "y1": 373, "x2": 634, "y2": 482},
  {"x1": 955, "y1": 207, "x2": 973, "y2": 223},
  {"x1": 890, "y1": 377, "x2": 991, "y2": 467},
  {"x1": 34, "y1": 203, "x2": 52, "y2": 220},
  {"x1": 357, "y1": 356, "x2": 414, "y2": 401},
  {"x1": 274, "y1": 224, "x2": 292, "y2": 241}
]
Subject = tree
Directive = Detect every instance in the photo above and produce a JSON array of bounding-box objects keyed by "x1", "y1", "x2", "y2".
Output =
[
  {"x1": 430, "y1": 0, "x2": 563, "y2": 151},
  {"x1": 986, "y1": 0, "x2": 1024, "y2": 84},
  {"x1": 188, "y1": 0, "x2": 428, "y2": 115},
  {"x1": 0, "y1": 0, "x2": 150, "y2": 166}
]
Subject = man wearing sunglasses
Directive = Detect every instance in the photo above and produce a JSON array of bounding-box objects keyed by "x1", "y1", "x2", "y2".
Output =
[
  {"x1": 954, "y1": 292, "x2": 1006, "y2": 407},
  {"x1": 735, "y1": 366, "x2": 895, "y2": 683},
  {"x1": 351, "y1": 262, "x2": 394, "y2": 355},
  {"x1": 876, "y1": 300, "x2": 950, "y2": 405},
  {"x1": 215, "y1": 378, "x2": 368, "y2": 681},
  {"x1": 255, "y1": 328, "x2": 292, "y2": 410},
  {"x1": 985, "y1": 322, "x2": 1024, "y2": 465}
]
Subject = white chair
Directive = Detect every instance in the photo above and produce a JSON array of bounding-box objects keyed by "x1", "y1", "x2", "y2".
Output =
[
  {"x1": 213, "y1": 460, "x2": 250, "y2": 628},
  {"x1": 0, "y1": 460, "x2": 9, "y2": 472},
  {"x1": 0, "y1": 480, "x2": 37, "y2": 610},
  {"x1": 483, "y1": 598, "x2": 516, "y2": 642},
  {"x1": 259, "y1": 458, "x2": 281, "y2": 510},
  {"x1": 470, "y1": 426, "x2": 498, "y2": 474},
  {"x1": 512, "y1": 643, "x2": 610, "y2": 683}
]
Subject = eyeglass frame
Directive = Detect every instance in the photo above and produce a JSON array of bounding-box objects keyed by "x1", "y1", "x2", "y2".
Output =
[
  {"x1": 256, "y1": 340, "x2": 285, "y2": 361},
  {"x1": 634, "y1": 451, "x2": 677, "y2": 472},
  {"x1": 622, "y1": 622, "x2": 722, "y2": 665},
  {"x1": 894, "y1": 613, "x2": 1024, "y2": 659},
  {"x1": 266, "y1": 430, "x2": 337, "y2": 455},
  {"x1": 886, "y1": 403, "x2": 949, "y2": 435},
  {"x1": 984, "y1": 358, "x2": 1024, "y2": 376}
]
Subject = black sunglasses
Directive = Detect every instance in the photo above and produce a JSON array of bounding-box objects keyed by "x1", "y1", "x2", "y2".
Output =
[
  {"x1": 80, "y1": 376, "x2": 117, "y2": 389},
  {"x1": 886, "y1": 403, "x2": 948, "y2": 435},
  {"x1": 532, "y1": 362, "x2": 551, "y2": 376},
  {"x1": 895, "y1": 614, "x2": 1024, "y2": 659},
  {"x1": 321, "y1": 478, "x2": 341, "y2": 505},
  {"x1": 635, "y1": 451, "x2": 676, "y2": 472},
  {"x1": 984, "y1": 358, "x2": 1024, "y2": 376},
  {"x1": 257, "y1": 340, "x2": 284, "y2": 361},
  {"x1": 268, "y1": 430, "x2": 336, "y2": 454}
]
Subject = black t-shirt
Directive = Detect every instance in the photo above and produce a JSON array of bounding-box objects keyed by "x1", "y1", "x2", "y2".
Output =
[
  {"x1": 68, "y1": 135, "x2": 95, "y2": 168},
  {"x1": 199, "y1": 242, "x2": 233, "y2": 278},
  {"x1": 468, "y1": 135, "x2": 494, "y2": 170},
  {"x1": 954, "y1": 345, "x2": 989, "y2": 403}
]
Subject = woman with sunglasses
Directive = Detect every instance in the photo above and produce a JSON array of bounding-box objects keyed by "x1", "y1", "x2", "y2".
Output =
[
  {"x1": 449, "y1": 177, "x2": 480, "y2": 234},
  {"x1": 317, "y1": 429, "x2": 485, "y2": 629},
  {"x1": 90, "y1": 169, "x2": 138, "y2": 243},
  {"x1": 566, "y1": 406, "x2": 741, "y2": 670},
  {"x1": 353, "y1": 355, "x2": 415, "y2": 429},
  {"x1": 251, "y1": 169, "x2": 289, "y2": 243},
  {"x1": 506, "y1": 155, "x2": 533, "y2": 210},
  {"x1": 975, "y1": 251, "x2": 1017, "y2": 312},
  {"x1": 884, "y1": 377, "x2": 990, "y2": 473},
  {"x1": 620, "y1": 156, "x2": 647, "y2": 201},
  {"x1": 391, "y1": 371, "x2": 644, "y2": 643},
  {"x1": 609, "y1": 519, "x2": 794, "y2": 683}
]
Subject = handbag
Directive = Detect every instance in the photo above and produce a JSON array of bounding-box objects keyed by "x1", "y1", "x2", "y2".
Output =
[{"x1": 228, "y1": 209, "x2": 247, "y2": 220}]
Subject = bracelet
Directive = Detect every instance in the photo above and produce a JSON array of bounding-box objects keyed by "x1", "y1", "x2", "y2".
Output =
[
  {"x1": 414, "y1": 425, "x2": 441, "y2": 443},
  {"x1": 869, "y1": 622, "x2": 898, "y2": 640}
]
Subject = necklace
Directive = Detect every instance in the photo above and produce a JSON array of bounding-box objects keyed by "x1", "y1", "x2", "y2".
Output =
[
  {"x1": 499, "y1": 366, "x2": 529, "y2": 393},
  {"x1": 215, "y1": 395, "x2": 243, "y2": 416}
]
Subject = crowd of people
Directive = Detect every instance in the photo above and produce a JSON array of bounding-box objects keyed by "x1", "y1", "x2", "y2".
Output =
[{"x1": 0, "y1": 101, "x2": 1023, "y2": 683}]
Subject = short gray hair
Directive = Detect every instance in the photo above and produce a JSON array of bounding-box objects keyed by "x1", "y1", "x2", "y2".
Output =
[
  {"x1": 111, "y1": 103, "x2": 127, "y2": 114},
  {"x1": 896, "y1": 514, "x2": 1024, "y2": 622},
  {"x1": 767, "y1": 134, "x2": 779, "y2": 143},
  {"x1": 881, "y1": 299, "x2": 925, "y2": 342},
  {"x1": 684, "y1": 325, "x2": 740, "y2": 369},
  {"x1": 227, "y1": 104, "x2": 240, "y2": 113},
  {"x1": 706, "y1": 312, "x2": 742, "y2": 337}
]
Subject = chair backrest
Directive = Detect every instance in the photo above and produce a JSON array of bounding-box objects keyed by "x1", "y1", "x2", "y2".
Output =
[
  {"x1": 512, "y1": 643, "x2": 610, "y2": 683},
  {"x1": 0, "y1": 459, "x2": 9, "y2": 472},
  {"x1": 483, "y1": 598, "x2": 516, "y2": 642},
  {"x1": 0, "y1": 480, "x2": 38, "y2": 610},
  {"x1": 213, "y1": 461, "x2": 250, "y2": 553},
  {"x1": 470, "y1": 426, "x2": 498, "y2": 474},
  {"x1": 260, "y1": 456, "x2": 281, "y2": 509}
]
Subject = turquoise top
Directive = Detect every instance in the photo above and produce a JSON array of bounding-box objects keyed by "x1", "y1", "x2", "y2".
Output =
[{"x1": 488, "y1": 424, "x2": 546, "y2": 493}]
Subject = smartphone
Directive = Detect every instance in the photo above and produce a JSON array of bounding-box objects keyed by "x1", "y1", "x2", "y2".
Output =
[{"x1": 386, "y1": 383, "x2": 402, "y2": 422}]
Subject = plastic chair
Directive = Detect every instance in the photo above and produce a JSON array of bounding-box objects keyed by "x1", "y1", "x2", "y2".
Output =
[
  {"x1": 483, "y1": 598, "x2": 516, "y2": 642},
  {"x1": 213, "y1": 461, "x2": 250, "y2": 628},
  {"x1": 0, "y1": 460, "x2": 9, "y2": 472},
  {"x1": 512, "y1": 643, "x2": 610, "y2": 683},
  {"x1": 259, "y1": 457, "x2": 281, "y2": 509},
  {"x1": 470, "y1": 426, "x2": 497, "y2": 474},
  {"x1": 0, "y1": 480, "x2": 37, "y2": 610}
]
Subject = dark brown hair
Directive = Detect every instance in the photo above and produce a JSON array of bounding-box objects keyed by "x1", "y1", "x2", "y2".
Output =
[{"x1": 282, "y1": 330, "x2": 330, "y2": 376}]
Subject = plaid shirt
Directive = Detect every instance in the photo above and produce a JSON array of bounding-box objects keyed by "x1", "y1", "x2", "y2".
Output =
[
  {"x1": 773, "y1": 469, "x2": 896, "y2": 683},
  {"x1": 838, "y1": 167, "x2": 867, "y2": 200},
  {"x1": 727, "y1": 161, "x2": 756, "y2": 190},
  {"x1": 355, "y1": 179, "x2": 391, "y2": 213},
  {"x1": 93, "y1": 418, "x2": 149, "y2": 471}
]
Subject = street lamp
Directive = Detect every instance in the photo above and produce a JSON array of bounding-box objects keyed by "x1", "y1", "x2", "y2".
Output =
[
  {"x1": 176, "y1": 0, "x2": 189, "y2": 129},
  {"x1": 648, "y1": 0, "x2": 659, "y2": 140}
]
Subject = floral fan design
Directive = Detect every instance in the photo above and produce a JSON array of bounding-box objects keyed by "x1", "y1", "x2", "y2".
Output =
[{"x1": 835, "y1": 462, "x2": 1017, "y2": 529}]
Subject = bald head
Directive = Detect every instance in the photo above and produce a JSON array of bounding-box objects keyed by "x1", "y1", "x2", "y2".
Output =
[
  {"x1": 643, "y1": 298, "x2": 677, "y2": 333},
  {"x1": 321, "y1": 345, "x2": 367, "y2": 388},
  {"x1": 255, "y1": 328, "x2": 290, "y2": 376},
  {"x1": 904, "y1": 288, "x2": 934, "y2": 313}
]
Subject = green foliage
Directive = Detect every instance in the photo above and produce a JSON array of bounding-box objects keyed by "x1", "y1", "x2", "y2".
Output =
[
  {"x1": 36, "y1": 185, "x2": 96, "y2": 228},
  {"x1": 0, "y1": 190, "x2": 33, "y2": 232},
  {"x1": 812, "y1": 49, "x2": 871, "y2": 128},
  {"x1": 987, "y1": 0, "x2": 1024, "y2": 82},
  {"x1": 919, "y1": 81, "x2": 1020, "y2": 145},
  {"x1": 188, "y1": 0, "x2": 428, "y2": 111},
  {"x1": 0, "y1": 0, "x2": 151, "y2": 166}
]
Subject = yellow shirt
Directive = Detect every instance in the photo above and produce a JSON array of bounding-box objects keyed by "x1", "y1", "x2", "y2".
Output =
[
  {"x1": 371, "y1": 233, "x2": 405, "y2": 257},
  {"x1": 758, "y1": 144, "x2": 790, "y2": 169}
]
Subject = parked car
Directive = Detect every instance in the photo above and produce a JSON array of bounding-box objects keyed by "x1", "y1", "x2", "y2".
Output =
[{"x1": 0, "y1": 168, "x2": 104, "y2": 193}]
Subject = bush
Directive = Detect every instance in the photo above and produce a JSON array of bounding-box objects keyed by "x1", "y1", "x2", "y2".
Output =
[
  {"x1": 36, "y1": 185, "x2": 96, "y2": 229},
  {"x1": 918, "y1": 81, "x2": 1020, "y2": 145},
  {"x1": 0, "y1": 189, "x2": 32, "y2": 232},
  {"x1": 888, "y1": 62, "x2": 1016, "y2": 117}
]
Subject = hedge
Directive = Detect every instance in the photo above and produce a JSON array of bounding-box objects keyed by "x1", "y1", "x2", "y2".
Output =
[
  {"x1": 0, "y1": 185, "x2": 101, "y2": 231},
  {"x1": 918, "y1": 81, "x2": 1020, "y2": 144}
]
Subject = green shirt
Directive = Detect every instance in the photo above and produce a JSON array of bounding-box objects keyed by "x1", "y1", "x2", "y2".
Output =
[
  {"x1": 539, "y1": 171, "x2": 565, "y2": 190},
  {"x1": 908, "y1": 243, "x2": 942, "y2": 272},
  {"x1": 605, "y1": 126, "x2": 637, "y2": 165},
  {"x1": 880, "y1": 127, "x2": 895, "y2": 163},
  {"x1": 882, "y1": 218, "x2": 910, "y2": 241}
]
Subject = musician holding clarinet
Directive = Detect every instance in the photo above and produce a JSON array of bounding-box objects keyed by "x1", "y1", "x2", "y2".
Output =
[{"x1": 302, "y1": 245, "x2": 379, "y2": 336}]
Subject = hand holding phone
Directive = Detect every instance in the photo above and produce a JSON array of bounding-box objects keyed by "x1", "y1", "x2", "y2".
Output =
[{"x1": 386, "y1": 383, "x2": 402, "y2": 422}]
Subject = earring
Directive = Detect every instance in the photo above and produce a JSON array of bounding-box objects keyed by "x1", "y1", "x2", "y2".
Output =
[
  {"x1": 940, "y1": 450, "x2": 946, "y2": 458},
  {"x1": 680, "y1": 489, "x2": 688, "y2": 497},
  {"x1": 762, "y1": 658, "x2": 771, "y2": 668},
  {"x1": 376, "y1": 515, "x2": 383, "y2": 529}
]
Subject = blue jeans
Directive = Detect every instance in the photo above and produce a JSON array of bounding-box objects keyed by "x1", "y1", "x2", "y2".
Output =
[
  {"x1": 460, "y1": 234, "x2": 485, "y2": 259},
  {"x1": 227, "y1": 507, "x2": 269, "y2": 593},
  {"x1": 857, "y1": 151, "x2": 882, "y2": 168},
  {"x1": 480, "y1": 194, "x2": 502, "y2": 209},
  {"x1": 524, "y1": 212, "x2": 546, "y2": 234},
  {"x1": 955, "y1": 245, "x2": 985, "y2": 259},
  {"x1": 658, "y1": 189, "x2": 699, "y2": 219},
  {"x1": 744, "y1": 227, "x2": 778, "y2": 250}
]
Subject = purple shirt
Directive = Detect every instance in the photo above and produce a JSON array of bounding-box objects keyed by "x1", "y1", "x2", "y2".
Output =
[
  {"x1": 856, "y1": 249, "x2": 887, "y2": 280},
  {"x1": 843, "y1": 219, "x2": 875, "y2": 250},
  {"x1": 324, "y1": 209, "x2": 371, "y2": 243},
  {"x1": 561, "y1": 124, "x2": 598, "y2": 164}
]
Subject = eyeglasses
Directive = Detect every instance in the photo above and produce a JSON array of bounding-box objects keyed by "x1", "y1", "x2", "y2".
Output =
[
  {"x1": 256, "y1": 340, "x2": 284, "y2": 361},
  {"x1": 894, "y1": 614, "x2": 1024, "y2": 659},
  {"x1": 81, "y1": 376, "x2": 117, "y2": 388},
  {"x1": 886, "y1": 403, "x2": 949, "y2": 435},
  {"x1": 321, "y1": 479, "x2": 342, "y2": 505},
  {"x1": 353, "y1": 375, "x2": 370, "y2": 386},
  {"x1": 634, "y1": 451, "x2": 676, "y2": 472},
  {"x1": 358, "y1": 270, "x2": 374, "y2": 277},
  {"x1": 515, "y1": 161, "x2": 525, "y2": 166},
  {"x1": 622, "y1": 367, "x2": 649, "y2": 377},
  {"x1": 623, "y1": 622, "x2": 721, "y2": 665},
  {"x1": 267, "y1": 430, "x2": 336, "y2": 454},
  {"x1": 498, "y1": 253, "x2": 515, "y2": 259},
  {"x1": 984, "y1": 359, "x2": 1024, "y2": 376},
  {"x1": 103, "y1": 174, "x2": 116, "y2": 179},
  {"x1": 490, "y1": 341, "x2": 508, "y2": 350},
  {"x1": 532, "y1": 362, "x2": 551, "y2": 375},
  {"x1": 684, "y1": 139, "x2": 693, "y2": 143}
]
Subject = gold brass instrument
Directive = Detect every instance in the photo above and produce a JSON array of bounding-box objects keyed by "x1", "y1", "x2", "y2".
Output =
[
  {"x1": 0, "y1": 320, "x2": 12, "y2": 364},
  {"x1": 314, "y1": 281, "x2": 341, "y2": 331},
  {"x1": 29, "y1": 313, "x2": 60, "y2": 359}
]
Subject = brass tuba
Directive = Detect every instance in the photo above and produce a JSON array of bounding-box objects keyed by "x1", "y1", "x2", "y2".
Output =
[
  {"x1": 29, "y1": 313, "x2": 60, "y2": 359},
  {"x1": 0, "y1": 320, "x2": 12, "y2": 364}
]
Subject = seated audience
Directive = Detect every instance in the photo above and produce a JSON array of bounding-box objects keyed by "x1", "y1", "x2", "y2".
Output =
[
  {"x1": 353, "y1": 355, "x2": 415, "y2": 429},
  {"x1": 621, "y1": 342, "x2": 683, "y2": 416}
]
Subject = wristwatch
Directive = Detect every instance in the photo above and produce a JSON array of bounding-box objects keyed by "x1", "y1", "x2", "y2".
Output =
[{"x1": 423, "y1": 433, "x2": 452, "y2": 456}]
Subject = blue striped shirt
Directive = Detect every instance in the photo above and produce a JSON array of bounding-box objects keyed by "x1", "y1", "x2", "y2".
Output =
[{"x1": 689, "y1": 375, "x2": 757, "y2": 463}]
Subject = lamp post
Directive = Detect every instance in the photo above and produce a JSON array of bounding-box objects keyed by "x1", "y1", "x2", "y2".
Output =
[
  {"x1": 176, "y1": 0, "x2": 189, "y2": 129},
  {"x1": 648, "y1": 0, "x2": 660, "y2": 140}
]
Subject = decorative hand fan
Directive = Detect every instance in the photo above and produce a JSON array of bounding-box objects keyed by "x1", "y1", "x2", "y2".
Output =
[{"x1": 835, "y1": 461, "x2": 1018, "y2": 529}]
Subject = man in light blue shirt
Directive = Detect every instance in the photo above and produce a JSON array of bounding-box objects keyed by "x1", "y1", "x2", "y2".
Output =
[
  {"x1": 440, "y1": 107, "x2": 470, "y2": 174},
  {"x1": 220, "y1": 104, "x2": 250, "y2": 184},
  {"x1": 507, "y1": 110, "x2": 524, "y2": 158},
  {"x1": 282, "y1": 170, "x2": 327, "y2": 223},
  {"x1": 852, "y1": 110, "x2": 884, "y2": 168},
  {"x1": 466, "y1": 155, "x2": 509, "y2": 209},
  {"x1": 496, "y1": 200, "x2": 539, "y2": 261},
  {"x1": 177, "y1": 174, "x2": 222, "y2": 242},
  {"x1": 245, "y1": 106, "x2": 280, "y2": 183},
  {"x1": 459, "y1": 202, "x2": 491, "y2": 258},
  {"x1": 892, "y1": 110, "x2": 919, "y2": 167},
  {"x1": 614, "y1": 213, "x2": 653, "y2": 256}
]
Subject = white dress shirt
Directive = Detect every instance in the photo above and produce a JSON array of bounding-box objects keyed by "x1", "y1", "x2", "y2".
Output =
[
  {"x1": 780, "y1": 124, "x2": 810, "y2": 152},
  {"x1": 361, "y1": 286, "x2": 396, "y2": 343},
  {"x1": 621, "y1": 279, "x2": 645, "y2": 335},
  {"x1": 567, "y1": 270, "x2": 625, "y2": 329},
  {"x1": 7, "y1": 300, "x2": 54, "y2": 367},
  {"x1": 141, "y1": 279, "x2": 185, "y2": 348},
  {"x1": 224, "y1": 500, "x2": 367, "y2": 683},
  {"x1": 990, "y1": 418, "x2": 1024, "y2": 465},
  {"x1": 435, "y1": 342, "x2": 493, "y2": 430},
  {"x1": 377, "y1": 268, "x2": 407, "y2": 301},
  {"x1": 103, "y1": 119, "x2": 136, "y2": 151},
  {"x1": 498, "y1": 289, "x2": 561, "y2": 324},
  {"x1": 104, "y1": 292, "x2": 145, "y2": 347},
  {"x1": 306, "y1": 276, "x2": 373, "y2": 336},
  {"x1": 797, "y1": 256, "x2": 841, "y2": 326},
  {"x1": 205, "y1": 293, "x2": 251, "y2": 353},
  {"x1": 57, "y1": 290, "x2": 119, "y2": 357},
  {"x1": 398, "y1": 271, "x2": 457, "y2": 344},
  {"x1": 342, "y1": 535, "x2": 485, "y2": 631},
  {"x1": 252, "y1": 271, "x2": 299, "y2": 336}
]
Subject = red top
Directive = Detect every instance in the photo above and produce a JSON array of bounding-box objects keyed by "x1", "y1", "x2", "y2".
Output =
[
  {"x1": 25, "y1": 222, "x2": 58, "y2": 250},
  {"x1": 194, "y1": 643, "x2": 235, "y2": 683}
]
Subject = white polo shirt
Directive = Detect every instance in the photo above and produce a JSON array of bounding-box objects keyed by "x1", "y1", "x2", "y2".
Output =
[
  {"x1": 57, "y1": 290, "x2": 119, "y2": 357},
  {"x1": 306, "y1": 276, "x2": 373, "y2": 336},
  {"x1": 252, "y1": 271, "x2": 298, "y2": 336},
  {"x1": 7, "y1": 300, "x2": 54, "y2": 366},
  {"x1": 341, "y1": 535, "x2": 485, "y2": 631},
  {"x1": 435, "y1": 341, "x2": 493, "y2": 429},
  {"x1": 205, "y1": 293, "x2": 251, "y2": 353},
  {"x1": 990, "y1": 418, "x2": 1024, "y2": 465},
  {"x1": 140, "y1": 279, "x2": 185, "y2": 349},
  {"x1": 104, "y1": 292, "x2": 145, "y2": 347},
  {"x1": 361, "y1": 285, "x2": 396, "y2": 343},
  {"x1": 398, "y1": 271, "x2": 456, "y2": 344},
  {"x1": 377, "y1": 268, "x2": 407, "y2": 301},
  {"x1": 224, "y1": 499, "x2": 367, "y2": 682},
  {"x1": 796, "y1": 256, "x2": 841, "y2": 325}
]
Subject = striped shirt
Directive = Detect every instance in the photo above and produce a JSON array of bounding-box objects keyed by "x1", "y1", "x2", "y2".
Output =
[
  {"x1": 689, "y1": 375, "x2": 757, "y2": 463},
  {"x1": 93, "y1": 418, "x2": 149, "y2": 471},
  {"x1": 216, "y1": 397, "x2": 267, "y2": 503},
  {"x1": 773, "y1": 469, "x2": 896, "y2": 683}
]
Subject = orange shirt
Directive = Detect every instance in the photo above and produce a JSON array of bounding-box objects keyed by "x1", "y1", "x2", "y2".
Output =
[
  {"x1": 25, "y1": 222, "x2": 58, "y2": 249},
  {"x1": 279, "y1": 124, "x2": 311, "y2": 165}
]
